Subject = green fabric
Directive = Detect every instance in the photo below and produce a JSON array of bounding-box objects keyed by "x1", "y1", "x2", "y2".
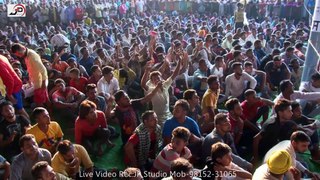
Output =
[
  {"x1": 52, "y1": 111, "x2": 125, "y2": 171},
  {"x1": 91, "y1": 124, "x2": 125, "y2": 170},
  {"x1": 297, "y1": 150, "x2": 320, "y2": 173}
]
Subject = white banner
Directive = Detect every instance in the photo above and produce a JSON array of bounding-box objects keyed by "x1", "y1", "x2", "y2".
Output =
[{"x1": 311, "y1": 0, "x2": 320, "y2": 32}]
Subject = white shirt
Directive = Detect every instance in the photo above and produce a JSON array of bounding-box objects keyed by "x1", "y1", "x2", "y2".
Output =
[
  {"x1": 246, "y1": 34, "x2": 257, "y2": 44},
  {"x1": 50, "y1": 34, "x2": 70, "y2": 48},
  {"x1": 263, "y1": 140, "x2": 307, "y2": 174},
  {"x1": 252, "y1": 164, "x2": 280, "y2": 180},
  {"x1": 221, "y1": 162, "x2": 247, "y2": 180},
  {"x1": 122, "y1": 34, "x2": 132, "y2": 45},
  {"x1": 239, "y1": 38, "x2": 246, "y2": 46},
  {"x1": 274, "y1": 91, "x2": 320, "y2": 103},
  {"x1": 136, "y1": 0, "x2": 144, "y2": 12},
  {"x1": 146, "y1": 77, "x2": 173, "y2": 127},
  {"x1": 225, "y1": 72, "x2": 257, "y2": 98},
  {"x1": 222, "y1": 39, "x2": 233, "y2": 50},
  {"x1": 300, "y1": 81, "x2": 320, "y2": 92},
  {"x1": 198, "y1": 49, "x2": 213, "y2": 69},
  {"x1": 97, "y1": 77, "x2": 119, "y2": 99},
  {"x1": 211, "y1": 65, "x2": 224, "y2": 78}
]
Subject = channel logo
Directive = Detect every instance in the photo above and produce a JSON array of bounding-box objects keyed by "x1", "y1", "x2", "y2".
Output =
[{"x1": 7, "y1": 4, "x2": 26, "y2": 17}]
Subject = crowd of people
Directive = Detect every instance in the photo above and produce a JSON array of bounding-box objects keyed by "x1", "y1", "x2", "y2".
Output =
[{"x1": 0, "y1": 0, "x2": 320, "y2": 179}]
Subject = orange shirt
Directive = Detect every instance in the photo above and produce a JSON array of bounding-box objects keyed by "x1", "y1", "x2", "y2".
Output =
[{"x1": 52, "y1": 61, "x2": 69, "y2": 73}]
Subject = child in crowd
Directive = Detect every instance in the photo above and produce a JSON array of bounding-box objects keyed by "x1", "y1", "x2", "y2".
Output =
[
  {"x1": 203, "y1": 142, "x2": 252, "y2": 180},
  {"x1": 152, "y1": 127, "x2": 192, "y2": 173}
]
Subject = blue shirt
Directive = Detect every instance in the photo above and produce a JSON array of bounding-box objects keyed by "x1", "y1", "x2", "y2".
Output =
[
  {"x1": 163, "y1": 116, "x2": 201, "y2": 138},
  {"x1": 65, "y1": 6, "x2": 75, "y2": 22},
  {"x1": 79, "y1": 56, "x2": 94, "y2": 75}
]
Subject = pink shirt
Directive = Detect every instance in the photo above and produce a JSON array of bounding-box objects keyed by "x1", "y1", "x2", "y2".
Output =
[{"x1": 152, "y1": 143, "x2": 191, "y2": 173}]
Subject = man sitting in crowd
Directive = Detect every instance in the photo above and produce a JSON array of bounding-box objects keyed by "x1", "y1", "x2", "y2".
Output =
[
  {"x1": 253, "y1": 99, "x2": 298, "y2": 166},
  {"x1": 264, "y1": 131, "x2": 320, "y2": 179},
  {"x1": 51, "y1": 78, "x2": 86, "y2": 121},
  {"x1": 31, "y1": 161, "x2": 71, "y2": 180},
  {"x1": 202, "y1": 113, "x2": 253, "y2": 171},
  {"x1": 97, "y1": 66, "x2": 120, "y2": 102},
  {"x1": 112, "y1": 83, "x2": 162, "y2": 144},
  {"x1": 124, "y1": 111, "x2": 162, "y2": 171},
  {"x1": 0, "y1": 101, "x2": 30, "y2": 161},
  {"x1": 10, "y1": 134, "x2": 52, "y2": 180},
  {"x1": 0, "y1": 1, "x2": 317, "y2": 178},
  {"x1": 225, "y1": 62, "x2": 257, "y2": 101},
  {"x1": 201, "y1": 75, "x2": 220, "y2": 133},
  {"x1": 27, "y1": 107, "x2": 64, "y2": 154},
  {"x1": 52, "y1": 140, "x2": 98, "y2": 179}
]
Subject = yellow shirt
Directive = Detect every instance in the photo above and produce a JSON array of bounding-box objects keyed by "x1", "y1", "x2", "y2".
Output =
[
  {"x1": 25, "y1": 49, "x2": 48, "y2": 89},
  {"x1": 0, "y1": 77, "x2": 6, "y2": 97},
  {"x1": 201, "y1": 89, "x2": 220, "y2": 114},
  {"x1": 26, "y1": 121, "x2": 63, "y2": 153},
  {"x1": 52, "y1": 144, "x2": 93, "y2": 177},
  {"x1": 84, "y1": 17, "x2": 92, "y2": 26},
  {"x1": 234, "y1": 10, "x2": 245, "y2": 23},
  {"x1": 114, "y1": 68, "x2": 136, "y2": 89}
]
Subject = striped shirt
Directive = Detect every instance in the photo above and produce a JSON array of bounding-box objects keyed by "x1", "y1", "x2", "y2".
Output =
[{"x1": 152, "y1": 143, "x2": 191, "y2": 173}]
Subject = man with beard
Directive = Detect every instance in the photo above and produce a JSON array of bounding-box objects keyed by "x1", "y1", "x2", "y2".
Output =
[
  {"x1": 253, "y1": 99, "x2": 298, "y2": 166},
  {"x1": 202, "y1": 113, "x2": 252, "y2": 171},
  {"x1": 264, "y1": 55, "x2": 291, "y2": 91},
  {"x1": 0, "y1": 101, "x2": 30, "y2": 161},
  {"x1": 11, "y1": 43, "x2": 49, "y2": 107},
  {"x1": 10, "y1": 134, "x2": 51, "y2": 180},
  {"x1": 112, "y1": 83, "x2": 162, "y2": 144},
  {"x1": 263, "y1": 131, "x2": 320, "y2": 179},
  {"x1": 124, "y1": 111, "x2": 162, "y2": 171},
  {"x1": 26, "y1": 107, "x2": 63, "y2": 154}
]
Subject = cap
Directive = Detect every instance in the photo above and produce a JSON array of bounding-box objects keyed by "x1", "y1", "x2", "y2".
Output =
[{"x1": 267, "y1": 150, "x2": 292, "y2": 175}]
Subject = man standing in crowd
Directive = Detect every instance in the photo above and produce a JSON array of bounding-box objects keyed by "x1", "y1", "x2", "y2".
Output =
[
  {"x1": 0, "y1": 55, "x2": 29, "y2": 119},
  {"x1": 11, "y1": 43, "x2": 49, "y2": 107}
]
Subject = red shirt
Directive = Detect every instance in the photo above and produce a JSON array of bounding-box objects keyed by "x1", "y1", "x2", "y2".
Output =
[
  {"x1": 75, "y1": 110, "x2": 107, "y2": 144},
  {"x1": 87, "y1": 76, "x2": 100, "y2": 85},
  {"x1": 241, "y1": 100, "x2": 265, "y2": 121},
  {"x1": 51, "y1": 87, "x2": 81, "y2": 103},
  {"x1": 225, "y1": 52, "x2": 234, "y2": 63},
  {"x1": 69, "y1": 77, "x2": 88, "y2": 93},
  {"x1": 0, "y1": 56, "x2": 22, "y2": 95},
  {"x1": 52, "y1": 61, "x2": 69, "y2": 73},
  {"x1": 227, "y1": 113, "x2": 244, "y2": 138}
]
